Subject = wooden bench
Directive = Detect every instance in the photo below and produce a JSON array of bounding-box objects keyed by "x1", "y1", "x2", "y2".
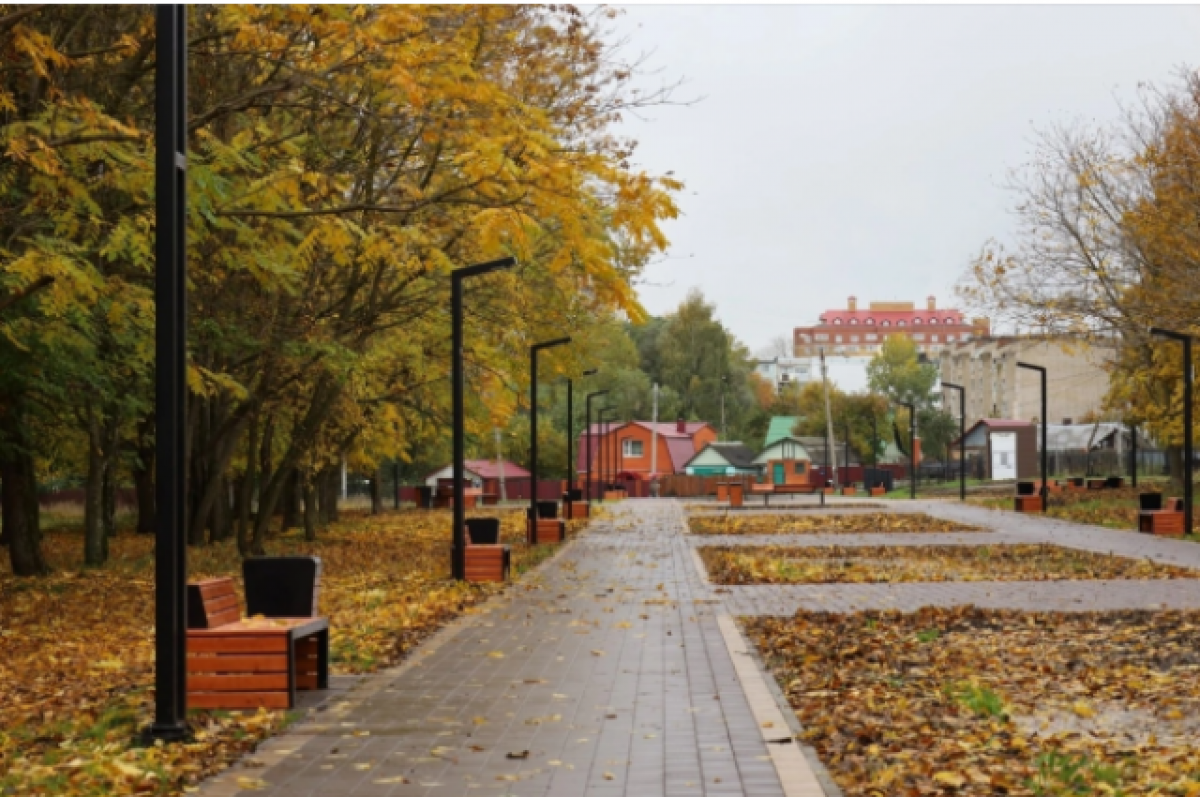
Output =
[
  {"x1": 1140, "y1": 497, "x2": 1185, "y2": 537},
  {"x1": 563, "y1": 501, "x2": 589, "y2": 520},
  {"x1": 528, "y1": 517, "x2": 565, "y2": 544},
  {"x1": 774, "y1": 483, "x2": 817, "y2": 495},
  {"x1": 1086, "y1": 478, "x2": 1106, "y2": 490},
  {"x1": 187, "y1": 577, "x2": 328, "y2": 710},
  {"x1": 869, "y1": 486, "x2": 887, "y2": 496},
  {"x1": 464, "y1": 521, "x2": 511, "y2": 582},
  {"x1": 1013, "y1": 495, "x2": 1043, "y2": 512}
]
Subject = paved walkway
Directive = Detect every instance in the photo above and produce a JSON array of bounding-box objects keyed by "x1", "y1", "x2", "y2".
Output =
[
  {"x1": 199, "y1": 498, "x2": 1200, "y2": 797},
  {"x1": 201, "y1": 501, "x2": 814, "y2": 797}
]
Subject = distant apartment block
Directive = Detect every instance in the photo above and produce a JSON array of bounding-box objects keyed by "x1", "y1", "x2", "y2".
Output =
[
  {"x1": 937, "y1": 337, "x2": 1115, "y2": 431},
  {"x1": 794, "y1": 296, "x2": 989, "y2": 358},
  {"x1": 753, "y1": 356, "x2": 814, "y2": 391}
]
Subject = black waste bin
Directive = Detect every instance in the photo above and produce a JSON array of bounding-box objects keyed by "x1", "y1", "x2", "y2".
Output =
[
  {"x1": 243, "y1": 556, "x2": 322, "y2": 617},
  {"x1": 537, "y1": 500, "x2": 559, "y2": 519},
  {"x1": 415, "y1": 485, "x2": 433, "y2": 509},
  {"x1": 466, "y1": 517, "x2": 501, "y2": 545},
  {"x1": 564, "y1": 488, "x2": 583, "y2": 502},
  {"x1": 1139, "y1": 492, "x2": 1164, "y2": 511},
  {"x1": 1017, "y1": 481, "x2": 1036, "y2": 496},
  {"x1": 862, "y1": 468, "x2": 894, "y2": 492}
]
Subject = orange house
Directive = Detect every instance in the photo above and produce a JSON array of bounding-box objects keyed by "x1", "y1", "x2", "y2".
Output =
[{"x1": 576, "y1": 420, "x2": 717, "y2": 482}]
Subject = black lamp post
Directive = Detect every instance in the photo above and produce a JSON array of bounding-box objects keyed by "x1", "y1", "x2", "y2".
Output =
[
  {"x1": 942, "y1": 382, "x2": 966, "y2": 501},
  {"x1": 148, "y1": 3, "x2": 189, "y2": 744},
  {"x1": 1016, "y1": 362, "x2": 1048, "y2": 513},
  {"x1": 586, "y1": 389, "x2": 608, "y2": 506},
  {"x1": 529, "y1": 337, "x2": 571, "y2": 542},
  {"x1": 567, "y1": 369, "x2": 597, "y2": 502},
  {"x1": 1150, "y1": 327, "x2": 1194, "y2": 535},
  {"x1": 897, "y1": 401, "x2": 916, "y2": 499},
  {"x1": 598, "y1": 407, "x2": 614, "y2": 497},
  {"x1": 451, "y1": 258, "x2": 516, "y2": 580}
]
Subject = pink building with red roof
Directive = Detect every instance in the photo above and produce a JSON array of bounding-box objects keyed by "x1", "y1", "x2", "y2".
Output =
[
  {"x1": 575, "y1": 420, "x2": 717, "y2": 480},
  {"x1": 793, "y1": 296, "x2": 989, "y2": 359}
]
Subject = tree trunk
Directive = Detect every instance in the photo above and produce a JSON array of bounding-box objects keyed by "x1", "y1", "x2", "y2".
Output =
[
  {"x1": 370, "y1": 466, "x2": 383, "y2": 515},
  {"x1": 101, "y1": 415, "x2": 118, "y2": 540},
  {"x1": 0, "y1": 406, "x2": 47, "y2": 575},
  {"x1": 210, "y1": 475, "x2": 232, "y2": 542},
  {"x1": 303, "y1": 478, "x2": 317, "y2": 541},
  {"x1": 237, "y1": 411, "x2": 259, "y2": 556},
  {"x1": 83, "y1": 410, "x2": 108, "y2": 566},
  {"x1": 133, "y1": 440, "x2": 155, "y2": 535},
  {"x1": 281, "y1": 469, "x2": 299, "y2": 531}
]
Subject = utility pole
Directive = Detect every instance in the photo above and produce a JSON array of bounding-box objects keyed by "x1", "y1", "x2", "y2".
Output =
[
  {"x1": 820, "y1": 349, "x2": 839, "y2": 489},
  {"x1": 720, "y1": 375, "x2": 728, "y2": 441},
  {"x1": 494, "y1": 428, "x2": 507, "y2": 503},
  {"x1": 650, "y1": 383, "x2": 660, "y2": 496}
]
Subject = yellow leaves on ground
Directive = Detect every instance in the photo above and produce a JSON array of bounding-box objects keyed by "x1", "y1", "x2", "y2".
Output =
[
  {"x1": 699, "y1": 544, "x2": 1196, "y2": 586},
  {"x1": 970, "y1": 486, "x2": 1170, "y2": 535},
  {"x1": 687, "y1": 512, "x2": 981, "y2": 536},
  {"x1": 0, "y1": 507, "x2": 568, "y2": 796},
  {"x1": 745, "y1": 606, "x2": 1200, "y2": 795}
]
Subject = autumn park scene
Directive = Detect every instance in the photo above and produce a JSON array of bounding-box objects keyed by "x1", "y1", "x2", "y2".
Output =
[{"x1": 7, "y1": 5, "x2": 1200, "y2": 797}]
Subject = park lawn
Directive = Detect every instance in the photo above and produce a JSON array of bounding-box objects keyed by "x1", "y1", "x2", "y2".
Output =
[
  {"x1": 0, "y1": 508, "x2": 568, "y2": 797},
  {"x1": 687, "y1": 512, "x2": 981, "y2": 536},
  {"x1": 699, "y1": 543, "x2": 1196, "y2": 585},
  {"x1": 744, "y1": 607, "x2": 1200, "y2": 796},
  {"x1": 967, "y1": 484, "x2": 1200, "y2": 540}
]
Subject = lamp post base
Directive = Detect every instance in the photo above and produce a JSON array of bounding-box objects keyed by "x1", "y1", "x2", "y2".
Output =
[{"x1": 140, "y1": 722, "x2": 189, "y2": 746}]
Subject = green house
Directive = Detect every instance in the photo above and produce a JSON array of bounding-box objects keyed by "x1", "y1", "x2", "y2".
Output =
[{"x1": 683, "y1": 442, "x2": 759, "y2": 476}]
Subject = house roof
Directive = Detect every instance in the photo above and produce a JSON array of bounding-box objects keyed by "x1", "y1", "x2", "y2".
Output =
[
  {"x1": 954, "y1": 418, "x2": 1034, "y2": 447},
  {"x1": 684, "y1": 442, "x2": 758, "y2": 471},
  {"x1": 764, "y1": 416, "x2": 800, "y2": 448},
  {"x1": 581, "y1": 420, "x2": 710, "y2": 438},
  {"x1": 753, "y1": 437, "x2": 812, "y2": 465},
  {"x1": 427, "y1": 459, "x2": 530, "y2": 481}
]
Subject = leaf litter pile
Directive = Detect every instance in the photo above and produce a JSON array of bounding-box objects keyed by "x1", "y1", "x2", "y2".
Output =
[
  {"x1": 0, "y1": 508, "x2": 570, "y2": 796},
  {"x1": 744, "y1": 607, "x2": 1200, "y2": 795},
  {"x1": 688, "y1": 512, "x2": 981, "y2": 536},
  {"x1": 700, "y1": 544, "x2": 1196, "y2": 585}
]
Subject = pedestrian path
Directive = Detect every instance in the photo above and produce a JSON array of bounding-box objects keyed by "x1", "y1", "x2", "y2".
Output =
[{"x1": 200, "y1": 501, "x2": 816, "y2": 797}]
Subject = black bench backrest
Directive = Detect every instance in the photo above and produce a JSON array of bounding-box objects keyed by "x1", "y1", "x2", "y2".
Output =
[
  {"x1": 466, "y1": 517, "x2": 501, "y2": 545},
  {"x1": 243, "y1": 556, "x2": 322, "y2": 618}
]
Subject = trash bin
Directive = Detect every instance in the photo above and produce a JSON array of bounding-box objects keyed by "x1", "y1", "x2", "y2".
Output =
[
  {"x1": 728, "y1": 482, "x2": 744, "y2": 508},
  {"x1": 1017, "y1": 481, "x2": 1036, "y2": 496},
  {"x1": 243, "y1": 556, "x2": 323, "y2": 617},
  {"x1": 537, "y1": 500, "x2": 559, "y2": 519},
  {"x1": 565, "y1": 488, "x2": 583, "y2": 502},
  {"x1": 716, "y1": 482, "x2": 728, "y2": 501},
  {"x1": 466, "y1": 517, "x2": 501, "y2": 545},
  {"x1": 415, "y1": 485, "x2": 433, "y2": 509},
  {"x1": 1139, "y1": 492, "x2": 1164, "y2": 511}
]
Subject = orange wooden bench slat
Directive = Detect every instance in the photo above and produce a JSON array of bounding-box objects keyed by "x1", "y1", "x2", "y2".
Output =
[
  {"x1": 187, "y1": 653, "x2": 289, "y2": 673},
  {"x1": 197, "y1": 578, "x2": 237, "y2": 600},
  {"x1": 203, "y1": 593, "x2": 239, "y2": 614},
  {"x1": 188, "y1": 636, "x2": 289, "y2": 653},
  {"x1": 187, "y1": 692, "x2": 291, "y2": 710},
  {"x1": 189, "y1": 674, "x2": 290, "y2": 691}
]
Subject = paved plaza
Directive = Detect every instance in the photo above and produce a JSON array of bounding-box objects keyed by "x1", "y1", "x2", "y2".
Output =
[{"x1": 200, "y1": 498, "x2": 1200, "y2": 797}]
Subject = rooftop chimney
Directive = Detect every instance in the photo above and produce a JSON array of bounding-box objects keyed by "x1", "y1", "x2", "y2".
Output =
[
  {"x1": 848, "y1": 295, "x2": 858, "y2": 312},
  {"x1": 676, "y1": 418, "x2": 686, "y2": 434},
  {"x1": 927, "y1": 295, "x2": 937, "y2": 311}
]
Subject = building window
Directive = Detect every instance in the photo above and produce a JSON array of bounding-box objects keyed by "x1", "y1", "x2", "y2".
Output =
[
  {"x1": 850, "y1": 318, "x2": 858, "y2": 325},
  {"x1": 851, "y1": 335, "x2": 859, "y2": 342},
  {"x1": 881, "y1": 320, "x2": 891, "y2": 327},
  {"x1": 794, "y1": 461, "x2": 806, "y2": 474},
  {"x1": 867, "y1": 318, "x2": 876, "y2": 325},
  {"x1": 815, "y1": 333, "x2": 829, "y2": 341},
  {"x1": 834, "y1": 318, "x2": 842, "y2": 325},
  {"x1": 912, "y1": 333, "x2": 924, "y2": 341},
  {"x1": 931, "y1": 334, "x2": 939, "y2": 342},
  {"x1": 835, "y1": 335, "x2": 843, "y2": 342},
  {"x1": 913, "y1": 318, "x2": 922, "y2": 325},
  {"x1": 897, "y1": 320, "x2": 906, "y2": 327},
  {"x1": 946, "y1": 334, "x2": 954, "y2": 342},
  {"x1": 622, "y1": 439, "x2": 643, "y2": 458}
]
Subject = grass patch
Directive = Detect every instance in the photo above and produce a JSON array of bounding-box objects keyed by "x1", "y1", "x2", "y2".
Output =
[{"x1": 699, "y1": 543, "x2": 1195, "y2": 585}]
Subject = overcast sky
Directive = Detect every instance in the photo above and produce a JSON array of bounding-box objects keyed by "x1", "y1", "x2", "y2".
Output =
[{"x1": 616, "y1": 4, "x2": 1200, "y2": 364}]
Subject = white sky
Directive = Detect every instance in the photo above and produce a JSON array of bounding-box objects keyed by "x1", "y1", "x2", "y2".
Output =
[{"x1": 617, "y1": 4, "x2": 1200, "y2": 368}]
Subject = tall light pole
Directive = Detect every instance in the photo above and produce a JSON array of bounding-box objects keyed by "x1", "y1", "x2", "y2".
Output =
[
  {"x1": 566, "y1": 369, "x2": 597, "y2": 500},
  {"x1": 586, "y1": 389, "x2": 608, "y2": 506},
  {"x1": 529, "y1": 337, "x2": 571, "y2": 542},
  {"x1": 452, "y1": 257, "x2": 516, "y2": 580},
  {"x1": 942, "y1": 382, "x2": 966, "y2": 501},
  {"x1": 1150, "y1": 327, "x2": 1193, "y2": 535},
  {"x1": 598, "y1": 407, "x2": 614, "y2": 498},
  {"x1": 148, "y1": 3, "x2": 189, "y2": 744},
  {"x1": 897, "y1": 401, "x2": 916, "y2": 499},
  {"x1": 720, "y1": 374, "x2": 728, "y2": 441},
  {"x1": 1016, "y1": 362, "x2": 1048, "y2": 514}
]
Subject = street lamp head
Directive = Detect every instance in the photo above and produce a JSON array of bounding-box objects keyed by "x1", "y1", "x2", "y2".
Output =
[
  {"x1": 583, "y1": 368, "x2": 599, "y2": 377},
  {"x1": 453, "y1": 256, "x2": 516, "y2": 281},
  {"x1": 532, "y1": 336, "x2": 571, "y2": 352}
]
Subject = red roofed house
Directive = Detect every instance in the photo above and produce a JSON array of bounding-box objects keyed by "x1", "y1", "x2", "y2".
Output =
[
  {"x1": 794, "y1": 296, "x2": 989, "y2": 359},
  {"x1": 424, "y1": 459, "x2": 531, "y2": 488},
  {"x1": 575, "y1": 420, "x2": 717, "y2": 484}
]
